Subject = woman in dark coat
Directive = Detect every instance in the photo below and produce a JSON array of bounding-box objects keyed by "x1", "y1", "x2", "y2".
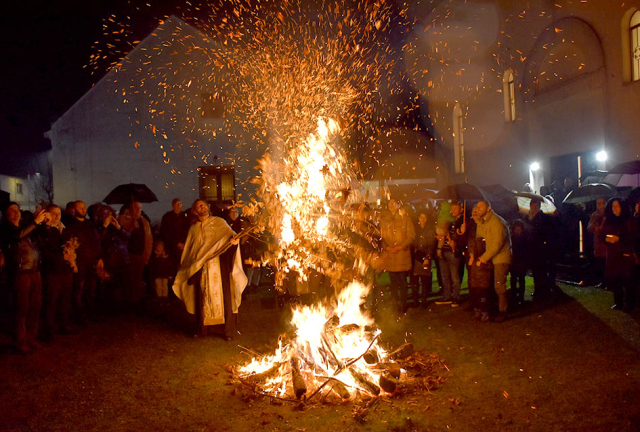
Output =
[
  {"x1": 601, "y1": 198, "x2": 635, "y2": 311},
  {"x1": 97, "y1": 206, "x2": 130, "y2": 313},
  {"x1": 411, "y1": 210, "x2": 436, "y2": 307}
]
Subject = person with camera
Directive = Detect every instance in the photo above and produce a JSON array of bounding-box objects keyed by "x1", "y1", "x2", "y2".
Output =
[
  {"x1": 39, "y1": 204, "x2": 76, "y2": 341},
  {"x1": 66, "y1": 200, "x2": 102, "y2": 323},
  {"x1": 0, "y1": 202, "x2": 49, "y2": 354}
]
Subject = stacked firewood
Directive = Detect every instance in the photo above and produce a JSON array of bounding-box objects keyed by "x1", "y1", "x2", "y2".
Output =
[{"x1": 229, "y1": 323, "x2": 448, "y2": 405}]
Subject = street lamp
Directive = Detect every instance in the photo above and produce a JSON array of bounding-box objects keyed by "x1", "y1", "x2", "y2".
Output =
[
  {"x1": 596, "y1": 150, "x2": 608, "y2": 162},
  {"x1": 530, "y1": 162, "x2": 540, "y2": 172}
]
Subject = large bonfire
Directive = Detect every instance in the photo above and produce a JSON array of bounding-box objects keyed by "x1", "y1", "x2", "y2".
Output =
[{"x1": 95, "y1": 0, "x2": 448, "y2": 404}]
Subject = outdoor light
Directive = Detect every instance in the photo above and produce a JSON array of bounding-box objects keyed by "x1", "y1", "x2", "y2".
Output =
[
  {"x1": 596, "y1": 150, "x2": 608, "y2": 162},
  {"x1": 530, "y1": 162, "x2": 540, "y2": 172}
]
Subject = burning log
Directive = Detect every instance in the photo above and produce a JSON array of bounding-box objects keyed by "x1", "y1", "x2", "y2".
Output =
[
  {"x1": 378, "y1": 374, "x2": 398, "y2": 394},
  {"x1": 246, "y1": 362, "x2": 285, "y2": 383},
  {"x1": 290, "y1": 358, "x2": 307, "y2": 399},
  {"x1": 378, "y1": 362, "x2": 401, "y2": 379},
  {"x1": 321, "y1": 334, "x2": 343, "y2": 369},
  {"x1": 327, "y1": 377, "x2": 351, "y2": 399},
  {"x1": 348, "y1": 369, "x2": 380, "y2": 396},
  {"x1": 336, "y1": 323, "x2": 360, "y2": 334},
  {"x1": 323, "y1": 315, "x2": 340, "y2": 333},
  {"x1": 363, "y1": 349, "x2": 379, "y2": 364},
  {"x1": 387, "y1": 343, "x2": 414, "y2": 360}
]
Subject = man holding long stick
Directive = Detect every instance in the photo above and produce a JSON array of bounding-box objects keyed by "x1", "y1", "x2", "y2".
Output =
[{"x1": 173, "y1": 199, "x2": 247, "y2": 340}]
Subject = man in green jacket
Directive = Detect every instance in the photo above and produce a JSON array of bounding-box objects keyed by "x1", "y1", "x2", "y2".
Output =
[{"x1": 475, "y1": 201, "x2": 512, "y2": 322}]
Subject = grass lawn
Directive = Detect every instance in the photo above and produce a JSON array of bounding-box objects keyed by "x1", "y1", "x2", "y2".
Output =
[{"x1": 1, "y1": 277, "x2": 640, "y2": 431}]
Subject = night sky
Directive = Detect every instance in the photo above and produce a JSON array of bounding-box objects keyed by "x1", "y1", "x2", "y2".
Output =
[{"x1": 0, "y1": 0, "x2": 176, "y2": 169}]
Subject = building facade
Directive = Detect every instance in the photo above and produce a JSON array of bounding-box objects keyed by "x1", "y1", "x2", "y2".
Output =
[
  {"x1": 407, "y1": 0, "x2": 640, "y2": 193},
  {"x1": 47, "y1": 17, "x2": 260, "y2": 222}
]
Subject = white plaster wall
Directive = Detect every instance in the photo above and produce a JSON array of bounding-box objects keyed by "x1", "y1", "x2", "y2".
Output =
[{"x1": 49, "y1": 17, "x2": 259, "y2": 223}]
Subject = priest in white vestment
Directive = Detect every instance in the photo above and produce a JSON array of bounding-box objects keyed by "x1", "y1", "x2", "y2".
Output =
[{"x1": 173, "y1": 199, "x2": 247, "y2": 340}]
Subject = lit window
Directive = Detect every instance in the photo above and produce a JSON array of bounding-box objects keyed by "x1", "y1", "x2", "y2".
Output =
[
  {"x1": 503, "y1": 70, "x2": 516, "y2": 121},
  {"x1": 452, "y1": 102, "x2": 465, "y2": 173},
  {"x1": 198, "y1": 166, "x2": 235, "y2": 202},
  {"x1": 16, "y1": 182, "x2": 23, "y2": 195},
  {"x1": 631, "y1": 11, "x2": 640, "y2": 81}
]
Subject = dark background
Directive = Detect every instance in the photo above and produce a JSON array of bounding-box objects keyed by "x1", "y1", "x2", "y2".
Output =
[{"x1": 0, "y1": 0, "x2": 178, "y2": 174}]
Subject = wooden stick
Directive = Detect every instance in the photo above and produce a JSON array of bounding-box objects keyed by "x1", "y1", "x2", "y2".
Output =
[
  {"x1": 237, "y1": 378, "x2": 299, "y2": 403},
  {"x1": 290, "y1": 357, "x2": 307, "y2": 399},
  {"x1": 348, "y1": 368, "x2": 380, "y2": 396}
]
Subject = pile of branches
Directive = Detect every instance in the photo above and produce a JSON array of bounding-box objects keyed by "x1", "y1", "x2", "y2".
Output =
[{"x1": 227, "y1": 341, "x2": 448, "y2": 407}]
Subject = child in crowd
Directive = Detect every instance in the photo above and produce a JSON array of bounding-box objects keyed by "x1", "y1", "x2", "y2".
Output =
[{"x1": 150, "y1": 240, "x2": 174, "y2": 305}]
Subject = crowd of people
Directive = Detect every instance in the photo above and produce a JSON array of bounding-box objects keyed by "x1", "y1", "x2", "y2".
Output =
[
  {"x1": 0, "y1": 197, "x2": 248, "y2": 354},
  {"x1": 1, "y1": 191, "x2": 639, "y2": 354},
  {"x1": 373, "y1": 194, "x2": 640, "y2": 322}
]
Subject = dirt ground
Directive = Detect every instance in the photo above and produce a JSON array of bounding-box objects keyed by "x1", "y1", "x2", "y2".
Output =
[{"x1": 1, "y1": 280, "x2": 640, "y2": 432}]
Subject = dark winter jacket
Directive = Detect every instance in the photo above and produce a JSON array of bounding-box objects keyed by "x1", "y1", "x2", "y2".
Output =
[
  {"x1": 98, "y1": 224, "x2": 130, "y2": 274},
  {"x1": 413, "y1": 222, "x2": 437, "y2": 263},
  {"x1": 601, "y1": 216, "x2": 635, "y2": 280},
  {"x1": 510, "y1": 233, "x2": 528, "y2": 276},
  {"x1": 467, "y1": 221, "x2": 493, "y2": 289},
  {"x1": 150, "y1": 253, "x2": 175, "y2": 280},
  {"x1": 160, "y1": 210, "x2": 189, "y2": 254},
  {"x1": 39, "y1": 224, "x2": 73, "y2": 275},
  {"x1": 527, "y1": 211, "x2": 552, "y2": 265},
  {"x1": 66, "y1": 218, "x2": 101, "y2": 271},
  {"x1": 441, "y1": 215, "x2": 467, "y2": 257},
  {"x1": 1, "y1": 221, "x2": 40, "y2": 274}
]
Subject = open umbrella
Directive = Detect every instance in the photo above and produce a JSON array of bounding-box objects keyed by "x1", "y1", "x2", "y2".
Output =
[
  {"x1": 514, "y1": 192, "x2": 556, "y2": 215},
  {"x1": 479, "y1": 184, "x2": 520, "y2": 222},
  {"x1": 580, "y1": 170, "x2": 608, "y2": 185},
  {"x1": 435, "y1": 183, "x2": 488, "y2": 201},
  {"x1": 563, "y1": 183, "x2": 617, "y2": 205},
  {"x1": 103, "y1": 183, "x2": 158, "y2": 205},
  {"x1": 603, "y1": 161, "x2": 640, "y2": 187}
]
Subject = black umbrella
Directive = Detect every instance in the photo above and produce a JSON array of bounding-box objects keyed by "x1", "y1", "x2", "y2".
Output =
[
  {"x1": 580, "y1": 170, "x2": 608, "y2": 185},
  {"x1": 563, "y1": 183, "x2": 617, "y2": 204},
  {"x1": 603, "y1": 161, "x2": 640, "y2": 187},
  {"x1": 514, "y1": 192, "x2": 557, "y2": 215},
  {"x1": 103, "y1": 183, "x2": 158, "y2": 205},
  {"x1": 608, "y1": 160, "x2": 640, "y2": 175},
  {"x1": 480, "y1": 184, "x2": 520, "y2": 222},
  {"x1": 435, "y1": 183, "x2": 488, "y2": 201}
]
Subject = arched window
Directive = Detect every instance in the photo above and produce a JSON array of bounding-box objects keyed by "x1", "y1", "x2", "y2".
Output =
[
  {"x1": 622, "y1": 9, "x2": 640, "y2": 82},
  {"x1": 631, "y1": 11, "x2": 640, "y2": 81},
  {"x1": 452, "y1": 102, "x2": 465, "y2": 173},
  {"x1": 502, "y1": 69, "x2": 516, "y2": 121}
]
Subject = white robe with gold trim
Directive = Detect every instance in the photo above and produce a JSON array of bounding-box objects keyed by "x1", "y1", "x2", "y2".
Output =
[{"x1": 173, "y1": 216, "x2": 247, "y2": 325}]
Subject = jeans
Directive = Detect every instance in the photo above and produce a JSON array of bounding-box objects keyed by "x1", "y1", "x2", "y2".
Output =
[
  {"x1": 440, "y1": 251, "x2": 461, "y2": 301},
  {"x1": 510, "y1": 271, "x2": 526, "y2": 303},
  {"x1": 43, "y1": 272, "x2": 73, "y2": 336},
  {"x1": 73, "y1": 265, "x2": 96, "y2": 319},
  {"x1": 154, "y1": 278, "x2": 169, "y2": 297},
  {"x1": 388, "y1": 271, "x2": 409, "y2": 309}
]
